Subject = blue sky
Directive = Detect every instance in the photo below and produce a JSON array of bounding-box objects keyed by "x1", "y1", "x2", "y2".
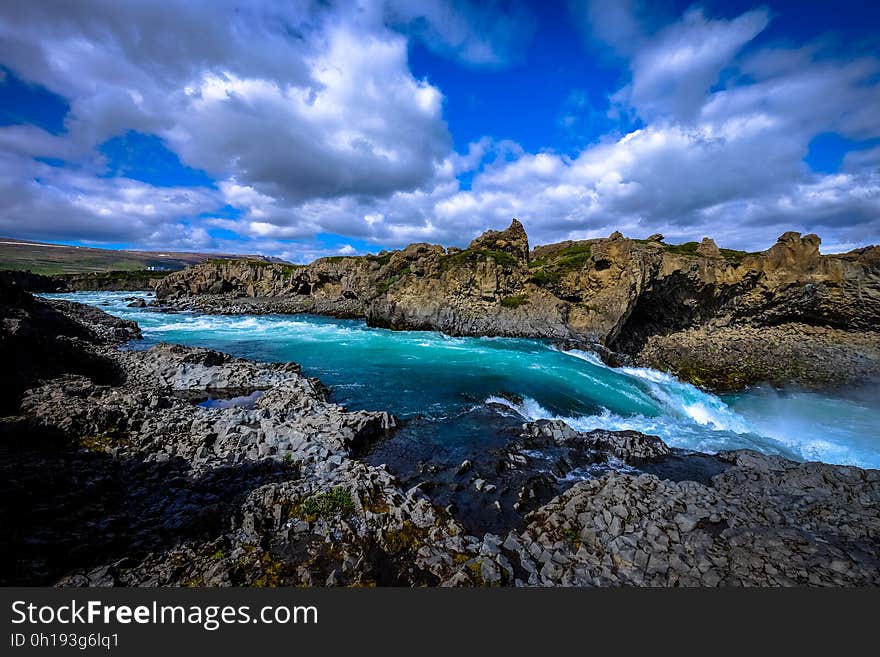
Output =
[{"x1": 0, "y1": 0, "x2": 878, "y2": 261}]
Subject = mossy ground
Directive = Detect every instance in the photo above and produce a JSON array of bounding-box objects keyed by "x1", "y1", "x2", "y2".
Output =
[
  {"x1": 376, "y1": 265, "x2": 412, "y2": 294},
  {"x1": 654, "y1": 242, "x2": 756, "y2": 264},
  {"x1": 441, "y1": 248, "x2": 521, "y2": 271},
  {"x1": 500, "y1": 294, "x2": 529, "y2": 309},
  {"x1": 289, "y1": 487, "x2": 356, "y2": 522},
  {"x1": 381, "y1": 520, "x2": 428, "y2": 554},
  {"x1": 60, "y1": 269, "x2": 174, "y2": 283},
  {"x1": 79, "y1": 431, "x2": 129, "y2": 452},
  {"x1": 205, "y1": 259, "x2": 303, "y2": 276},
  {"x1": 365, "y1": 253, "x2": 393, "y2": 266},
  {"x1": 528, "y1": 243, "x2": 592, "y2": 286}
]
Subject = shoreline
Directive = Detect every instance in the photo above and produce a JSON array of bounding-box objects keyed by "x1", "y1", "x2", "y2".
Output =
[
  {"x1": 10, "y1": 218, "x2": 880, "y2": 395},
  {"x1": 115, "y1": 288, "x2": 880, "y2": 397}
]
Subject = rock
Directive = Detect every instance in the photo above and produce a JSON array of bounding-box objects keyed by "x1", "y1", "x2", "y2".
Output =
[
  {"x1": 127, "y1": 298, "x2": 147, "y2": 308},
  {"x1": 517, "y1": 420, "x2": 670, "y2": 464},
  {"x1": 7, "y1": 261, "x2": 879, "y2": 588},
  {"x1": 696, "y1": 237, "x2": 721, "y2": 258},
  {"x1": 0, "y1": 269, "x2": 64, "y2": 292},
  {"x1": 151, "y1": 222, "x2": 880, "y2": 393},
  {"x1": 466, "y1": 218, "x2": 530, "y2": 264},
  {"x1": 636, "y1": 324, "x2": 880, "y2": 391},
  {"x1": 518, "y1": 451, "x2": 880, "y2": 586}
]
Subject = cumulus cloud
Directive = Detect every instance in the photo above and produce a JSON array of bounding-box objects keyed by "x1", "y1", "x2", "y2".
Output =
[
  {"x1": 456, "y1": 2, "x2": 880, "y2": 252},
  {"x1": 614, "y1": 6, "x2": 770, "y2": 122},
  {"x1": 0, "y1": 151, "x2": 219, "y2": 244},
  {"x1": 0, "y1": 0, "x2": 878, "y2": 258}
]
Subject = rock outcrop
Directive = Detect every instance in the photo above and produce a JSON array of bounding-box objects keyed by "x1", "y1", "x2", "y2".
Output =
[
  {"x1": 0, "y1": 269, "x2": 63, "y2": 292},
  {"x1": 508, "y1": 451, "x2": 880, "y2": 586},
  {"x1": 153, "y1": 222, "x2": 880, "y2": 390},
  {"x1": 0, "y1": 278, "x2": 140, "y2": 413}
]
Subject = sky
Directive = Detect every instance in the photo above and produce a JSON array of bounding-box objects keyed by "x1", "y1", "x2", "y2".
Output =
[{"x1": 0, "y1": 0, "x2": 878, "y2": 261}]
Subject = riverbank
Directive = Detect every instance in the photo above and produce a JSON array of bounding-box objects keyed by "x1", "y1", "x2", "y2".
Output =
[
  {"x1": 3, "y1": 282, "x2": 879, "y2": 586},
  {"x1": 151, "y1": 222, "x2": 880, "y2": 393}
]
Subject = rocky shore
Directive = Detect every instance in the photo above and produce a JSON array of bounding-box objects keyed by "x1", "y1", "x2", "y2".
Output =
[
  {"x1": 152, "y1": 221, "x2": 880, "y2": 391},
  {"x1": 2, "y1": 282, "x2": 878, "y2": 586}
]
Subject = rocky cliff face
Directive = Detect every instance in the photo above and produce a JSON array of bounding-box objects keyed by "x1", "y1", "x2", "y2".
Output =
[
  {"x1": 0, "y1": 278, "x2": 140, "y2": 414},
  {"x1": 54, "y1": 270, "x2": 172, "y2": 292},
  {"x1": 155, "y1": 221, "x2": 880, "y2": 389}
]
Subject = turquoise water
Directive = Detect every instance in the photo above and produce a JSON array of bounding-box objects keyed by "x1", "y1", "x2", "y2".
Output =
[{"x1": 44, "y1": 291, "x2": 880, "y2": 469}]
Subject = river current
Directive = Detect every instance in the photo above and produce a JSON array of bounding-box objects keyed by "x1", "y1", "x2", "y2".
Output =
[{"x1": 44, "y1": 291, "x2": 880, "y2": 469}]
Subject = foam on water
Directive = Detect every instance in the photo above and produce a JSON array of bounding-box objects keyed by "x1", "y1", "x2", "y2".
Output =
[{"x1": 41, "y1": 290, "x2": 880, "y2": 469}]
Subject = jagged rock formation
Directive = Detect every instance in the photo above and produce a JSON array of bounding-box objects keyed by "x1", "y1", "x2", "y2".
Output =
[
  {"x1": 154, "y1": 221, "x2": 880, "y2": 390},
  {"x1": 509, "y1": 450, "x2": 880, "y2": 586}
]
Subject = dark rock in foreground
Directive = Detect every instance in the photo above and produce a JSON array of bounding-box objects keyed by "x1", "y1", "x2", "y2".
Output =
[
  {"x1": 514, "y1": 452, "x2": 880, "y2": 586},
  {"x1": 1, "y1": 284, "x2": 879, "y2": 586}
]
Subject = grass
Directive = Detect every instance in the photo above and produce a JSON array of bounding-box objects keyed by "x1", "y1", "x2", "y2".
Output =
[
  {"x1": 79, "y1": 432, "x2": 129, "y2": 452},
  {"x1": 656, "y1": 242, "x2": 756, "y2": 263},
  {"x1": 0, "y1": 239, "x2": 262, "y2": 275},
  {"x1": 205, "y1": 259, "x2": 304, "y2": 276},
  {"x1": 441, "y1": 248, "x2": 522, "y2": 271},
  {"x1": 528, "y1": 268, "x2": 561, "y2": 286},
  {"x1": 375, "y1": 265, "x2": 412, "y2": 294},
  {"x1": 528, "y1": 243, "x2": 592, "y2": 287},
  {"x1": 562, "y1": 528, "x2": 582, "y2": 546},
  {"x1": 660, "y1": 241, "x2": 700, "y2": 256},
  {"x1": 57, "y1": 269, "x2": 173, "y2": 282},
  {"x1": 500, "y1": 294, "x2": 529, "y2": 309},
  {"x1": 382, "y1": 520, "x2": 429, "y2": 554},
  {"x1": 291, "y1": 488, "x2": 356, "y2": 521},
  {"x1": 717, "y1": 248, "x2": 756, "y2": 264},
  {"x1": 365, "y1": 253, "x2": 393, "y2": 266}
]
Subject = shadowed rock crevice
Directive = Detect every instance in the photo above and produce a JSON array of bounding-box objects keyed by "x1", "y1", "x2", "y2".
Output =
[{"x1": 0, "y1": 418, "x2": 292, "y2": 585}]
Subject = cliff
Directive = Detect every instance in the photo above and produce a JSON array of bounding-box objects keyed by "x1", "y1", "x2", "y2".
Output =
[
  {"x1": 155, "y1": 220, "x2": 880, "y2": 389},
  {"x1": 54, "y1": 269, "x2": 173, "y2": 291}
]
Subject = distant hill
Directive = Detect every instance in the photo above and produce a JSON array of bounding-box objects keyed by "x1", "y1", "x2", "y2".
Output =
[{"x1": 0, "y1": 237, "x2": 286, "y2": 275}]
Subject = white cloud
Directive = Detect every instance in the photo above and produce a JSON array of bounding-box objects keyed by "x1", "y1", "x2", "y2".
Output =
[
  {"x1": 613, "y1": 7, "x2": 770, "y2": 122},
  {"x1": 0, "y1": 149, "x2": 219, "y2": 244},
  {"x1": 0, "y1": 0, "x2": 877, "y2": 257},
  {"x1": 383, "y1": 0, "x2": 536, "y2": 67}
]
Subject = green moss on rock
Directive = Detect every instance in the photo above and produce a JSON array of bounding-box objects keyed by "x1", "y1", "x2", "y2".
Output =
[
  {"x1": 500, "y1": 294, "x2": 529, "y2": 309},
  {"x1": 290, "y1": 487, "x2": 356, "y2": 521}
]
